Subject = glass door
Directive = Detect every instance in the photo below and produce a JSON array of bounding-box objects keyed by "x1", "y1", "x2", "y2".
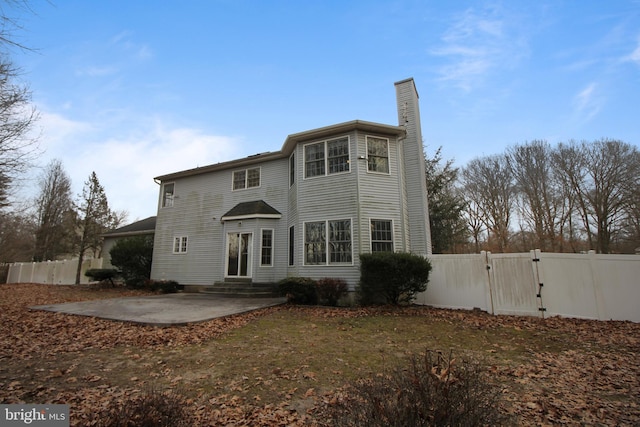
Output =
[{"x1": 227, "y1": 232, "x2": 252, "y2": 277}]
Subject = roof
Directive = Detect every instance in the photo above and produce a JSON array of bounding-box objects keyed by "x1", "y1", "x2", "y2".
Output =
[
  {"x1": 154, "y1": 120, "x2": 405, "y2": 182},
  {"x1": 221, "y1": 200, "x2": 282, "y2": 222},
  {"x1": 103, "y1": 216, "x2": 156, "y2": 237}
]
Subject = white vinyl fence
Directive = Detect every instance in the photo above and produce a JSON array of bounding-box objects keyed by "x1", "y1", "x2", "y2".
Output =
[
  {"x1": 5, "y1": 258, "x2": 103, "y2": 285},
  {"x1": 415, "y1": 250, "x2": 640, "y2": 323}
]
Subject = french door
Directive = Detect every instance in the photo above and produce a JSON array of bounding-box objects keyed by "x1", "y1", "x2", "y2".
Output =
[{"x1": 226, "y1": 232, "x2": 252, "y2": 277}]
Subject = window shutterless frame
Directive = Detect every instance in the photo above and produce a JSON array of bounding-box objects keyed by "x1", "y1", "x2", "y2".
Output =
[{"x1": 303, "y1": 136, "x2": 350, "y2": 179}]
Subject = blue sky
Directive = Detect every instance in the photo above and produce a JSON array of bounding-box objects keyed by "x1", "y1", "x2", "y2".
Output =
[{"x1": 11, "y1": 0, "x2": 640, "y2": 222}]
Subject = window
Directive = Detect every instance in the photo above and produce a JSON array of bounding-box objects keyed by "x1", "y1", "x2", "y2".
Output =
[
  {"x1": 162, "y1": 183, "x2": 175, "y2": 207},
  {"x1": 288, "y1": 226, "x2": 295, "y2": 266},
  {"x1": 233, "y1": 167, "x2": 260, "y2": 190},
  {"x1": 304, "y1": 219, "x2": 352, "y2": 265},
  {"x1": 371, "y1": 220, "x2": 394, "y2": 252},
  {"x1": 304, "y1": 137, "x2": 350, "y2": 178},
  {"x1": 329, "y1": 220, "x2": 352, "y2": 263},
  {"x1": 289, "y1": 152, "x2": 295, "y2": 186},
  {"x1": 305, "y1": 142, "x2": 325, "y2": 178},
  {"x1": 261, "y1": 229, "x2": 273, "y2": 266},
  {"x1": 327, "y1": 138, "x2": 349, "y2": 174},
  {"x1": 173, "y1": 236, "x2": 188, "y2": 254},
  {"x1": 367, "y1": 136, "x2": 389, "y2": 174}
]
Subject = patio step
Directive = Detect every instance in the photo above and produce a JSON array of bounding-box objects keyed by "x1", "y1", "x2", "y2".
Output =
[{"x1": 201, "y1": 281, "x2": 279, "y2": 298}]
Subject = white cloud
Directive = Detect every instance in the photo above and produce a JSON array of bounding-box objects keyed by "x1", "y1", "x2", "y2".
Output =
[
  {"x1": 431, "y1": 5, "x2": 529, "y2": 92},
  {"x1": 625, "y1": 37, "x2": 640, "y2": 65},
  {"x1": 572, "y1": 82, "x2": 602, "y2": 124},
  {"x1": 31, "y1": 108, "x2": 243, "y2": 223}
]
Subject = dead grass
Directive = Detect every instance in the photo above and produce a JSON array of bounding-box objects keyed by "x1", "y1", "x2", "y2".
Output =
[{"x1": 1, "y1": 284, "x2": 638, "y2": 426}]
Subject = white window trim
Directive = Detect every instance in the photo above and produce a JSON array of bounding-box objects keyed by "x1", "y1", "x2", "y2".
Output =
[
  {"x1": 365, "y1": 135, "x2": 391, "y2": 175},
  {"x1": 232, "y1": 167, "x2": 262, "y2": 191},
  {"x1": 260, "y1": 228, "x2": 274, "y2": 267},
  {"x1": 302, "y1": 218, "x2": 353, "y2": 266},
  {"x1": 162, "y1": 182, "x2": 175, "y2": 208},
  {"x1": 369, "y1": 218, "x2": 395, "y2": 253},
  {"x1": 303, "y1": 136, "x2": 351, "y2": 179},
  {"x1": 173, "y1": 236, "x2": 188, "y2": 254}
]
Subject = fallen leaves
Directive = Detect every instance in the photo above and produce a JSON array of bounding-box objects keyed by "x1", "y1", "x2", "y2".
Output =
[{"x1": 0, "y1": 283, "x2": 639, "y2": 426}]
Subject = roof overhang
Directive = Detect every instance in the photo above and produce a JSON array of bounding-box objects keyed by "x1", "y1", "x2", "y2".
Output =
[{"x1": 154, "y1": 120, "x2": 405, "y2": 182}]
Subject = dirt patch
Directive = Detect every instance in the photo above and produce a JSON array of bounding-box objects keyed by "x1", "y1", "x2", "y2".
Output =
[{"x1": 1, "y1": 283, "x2": 638, "y2": 425}]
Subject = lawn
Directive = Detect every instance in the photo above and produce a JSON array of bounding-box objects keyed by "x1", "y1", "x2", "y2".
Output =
[{"x1": 0, "y1": 283, "x2": 638, "y2": 426}]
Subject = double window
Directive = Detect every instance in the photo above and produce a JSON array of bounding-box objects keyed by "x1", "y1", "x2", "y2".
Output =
[
  {"x1": 233, "y1": 167, "x2": 260, "y2": 190},
  {"x1": 304, "y1": 219, "x2": 352, "y2": 265},
  {"x1": 173, "y1": 236, "x2": 188, "y2": 254},
  {"x1": 366, "y1": 136, "x2": 390, "y2": 174},
  {"x1": 304, "y1": 137, "x2": 350, "y2": 178},
  {"x1": 370, "y1": 219, "x2": 394, "y2": 252}
]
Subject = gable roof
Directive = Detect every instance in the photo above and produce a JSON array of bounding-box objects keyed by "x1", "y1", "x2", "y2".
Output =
[
  {"x1": 103, "y1": 216, "x2": 156, "y2": 237},
  {"x1": 221, "y1": 200, "x2": 282, "y2": 222},
  {"x1": 154, "y1": 120, "x2": 405, "y2": 182}
]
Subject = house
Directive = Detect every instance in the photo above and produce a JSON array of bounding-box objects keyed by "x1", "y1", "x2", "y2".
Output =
[
  {"x1": 101, "y1": 216, "x2": 156, "y2": 269},
  {"x1": 150, "y1": 78, "x2": 431, "y2": 291}
]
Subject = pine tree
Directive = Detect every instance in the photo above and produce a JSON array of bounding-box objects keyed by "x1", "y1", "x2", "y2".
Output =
[{"x1": 75, "y1": 172, "x2": 112, "y2": 284}]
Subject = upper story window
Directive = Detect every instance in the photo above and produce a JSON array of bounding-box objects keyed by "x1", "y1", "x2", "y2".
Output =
[
  {"x1": 233, "y1": 167, "x2": 261, "y2": 190},
  {"x1": 367, "y1": 136, "x2": 390, "y2": 174},
  {"x1": 304, "y1": 137, "x2": 350, "y2": 178},
  {"x1": 289, "y1": 152, "x2": 295, "y2": 186},
  {"x1": 162, "y1": 183, "x2": 175, "y2": 208}
]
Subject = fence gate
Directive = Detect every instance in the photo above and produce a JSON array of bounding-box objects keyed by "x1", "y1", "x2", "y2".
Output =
[{"x1": 487, "y1": 252, "x2": 542, "y2": 317}]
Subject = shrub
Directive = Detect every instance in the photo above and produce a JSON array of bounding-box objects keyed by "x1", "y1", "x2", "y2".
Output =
[
  {"x1": 278, "y1": 277, "x2": 318, "y2": 305},
  {"x1": 85, "y1": 268, "x2": 120, "y2": 286},
  {"x1": 358, "y1": 252, "x2": 432, "y2": 305},
  {"x1": 109, "y1": 235, "x2": 154, "y2": 288},
  {"x1": 89, "y1": 387, "x2": 194, "y2": 427},
  {"x1": 320, "y1": 350, "x2": 510, "y2": 426},
  {"x1": 316, "y1": 277, "x2": 348, "y2": 306},
  {"x1": 146, "y1": 279, "x2": 180, "y2": 294}
]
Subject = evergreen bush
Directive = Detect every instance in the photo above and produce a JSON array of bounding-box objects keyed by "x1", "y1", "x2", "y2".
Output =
[
  {"x1": 278, "y1": 277, "x2": 318, "y2": 305},
  {"x1": 358, "y1": 252, "x2": 431, "y2": 305}
]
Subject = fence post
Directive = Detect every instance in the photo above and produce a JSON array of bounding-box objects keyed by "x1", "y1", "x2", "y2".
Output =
[
  {"x1": 482, "y1": 251, "x2": 495, "y2": 315},
  {"x1": 530, "y1": 249, "x2": 546, "y2": 318}
]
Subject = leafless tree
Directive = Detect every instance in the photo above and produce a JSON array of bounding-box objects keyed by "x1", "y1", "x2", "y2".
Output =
[
  {"x1": 552, "y1": 139, "x2": 639, "y2": 253},
  {"x1": 461, "y1": 154, "x2": 515, "y2": 252},
  {"x1": 33, "y1": 159, "x2": 74, "y2": 261},
  {"x1": 0, "y1": 207, "x2": 35, "y2": 262},
  {"x1": 0, "y1": 1, "x2": 39, "y2": 209},
  {"x1": 507, "y1": 140, "x2": 567, "y2": 252}
]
